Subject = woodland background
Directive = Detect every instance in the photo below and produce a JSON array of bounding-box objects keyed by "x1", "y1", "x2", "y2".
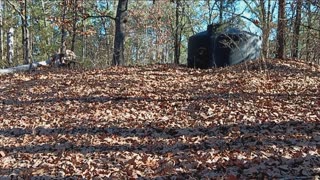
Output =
[{"x1": 0, "y1": 0, "x2": 319, "y2": 69}]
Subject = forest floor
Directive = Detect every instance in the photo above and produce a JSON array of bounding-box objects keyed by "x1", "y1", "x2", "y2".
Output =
[{"x1": 0, "y1": 59, "x2": 319, "y2": 179}]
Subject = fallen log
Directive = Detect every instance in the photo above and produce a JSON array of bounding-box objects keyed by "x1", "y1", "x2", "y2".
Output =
[
  {"x1": 0, "y1": 50, "x2": 78, "y2": 75},
  {"x1": 0, "y1": 59, "x2": 52, "y2": 75}
]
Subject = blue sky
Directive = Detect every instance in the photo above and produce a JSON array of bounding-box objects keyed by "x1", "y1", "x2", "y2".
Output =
[
  {"x1": 194, "y1": 0, "x2": 263, "y2": 36},
  {"x1": 95, "y1": 1, "x2": 267, "y2": 37}
]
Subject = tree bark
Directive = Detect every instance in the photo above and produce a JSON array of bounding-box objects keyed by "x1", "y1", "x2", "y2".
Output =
[
  {"x1": 206, "y1": 0, "x2": 218, "y2": 24},
  {"x1": 81, "y1": 1, "x2": 86, "y2": 62},
  {"x1": 60, "y1": 0, "x2": 67, "y2": 55},
  {"x1": 266, "y1": 0, "x2": 277, "y2": 58},
  {"x1": 7, "y1": 28, "x2": 14, "y2": 65},
  {"x1": 24, "y1": 0, "x2": 30, "y2": 65},
  {"x1": 306, "y1": 1, "x2": 311, "y2": 61},
  {"x1": 0, "y1": 0, "x2": 3, "y2": 62},
  {"x1": 41, "y1": 0, "x2": 50, "y2": 46},
  {"x1": 174, "y1": 0, "x2": 180, "y2": 64},
  {"x1": 112, "y1": 0, "x2": 128, "y2": 66},
  {"x1": 219, "y1": 0, "x2": 224, "y2": 23},
  {"x1": 259, "y1": 0, "x2": 274, "y2": 58},
  {"x1": 101, "y1": 16, "x2": 113, "y2": 64},
  {"x1": 259, "y1": 0, "x2": 267, "y2": 58},
  {"x1": 19, "y1": 2, "x2": 25, "y2": 63},
  {"x1": 276, "y1": 0, "x2": 286, "y2": 59},
  {"x1": 20, "y1": 1, "x2": 29, "y2": 64},
  {"x1": 291, "y1": 0, "x2": 302, "y2": 58},
  {"x1": 0, "y1": 59, "x2": 53, "y2": 75},
  {"x1": 71, "y1": 0, "x2": 78, "y2": 52}
]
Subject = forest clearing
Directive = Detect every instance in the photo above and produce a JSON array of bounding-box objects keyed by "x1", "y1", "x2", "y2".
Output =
[{"x1": 0, "y1": 59, "x2": 319, "y2": 179}]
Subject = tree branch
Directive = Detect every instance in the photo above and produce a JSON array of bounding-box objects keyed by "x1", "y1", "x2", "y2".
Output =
[
  {"x1": 301, "y1": 24, "x2": 320, "y2": 33},
  {"x1": 85, "y1": 15, "x2": 116, "y2": 21},
  {"x1": 6, "y1": 0, "x2": 25, "y2": 21},
  {"x1": 230, "y1": 13, "x2": 262, "y2": 29}
]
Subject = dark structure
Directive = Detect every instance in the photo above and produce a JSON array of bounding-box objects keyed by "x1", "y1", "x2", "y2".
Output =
[{"x1": 187, "y1": 24, "x2": 262, "y2": 69}]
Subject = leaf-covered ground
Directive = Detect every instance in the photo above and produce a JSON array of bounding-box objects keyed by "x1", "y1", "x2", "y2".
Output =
[{"x1": 0, "y1": 59, "x2": 319, "y2": 179}]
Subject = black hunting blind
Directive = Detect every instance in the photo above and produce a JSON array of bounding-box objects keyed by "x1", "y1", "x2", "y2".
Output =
[{"x1": 187, "y1": 24, "x2": 262, "y2": 69}]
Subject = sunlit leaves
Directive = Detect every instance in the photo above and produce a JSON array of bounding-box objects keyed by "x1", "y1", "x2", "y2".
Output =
[{"x1": 0, "y1": 59, "x2": 319, "y2": 178}]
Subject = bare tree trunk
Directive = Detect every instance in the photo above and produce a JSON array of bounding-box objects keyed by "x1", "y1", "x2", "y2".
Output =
[
  {"x1": 41, "y1": 0, "x2": 50, "y2": 47},
  {"x1": 219, "y1": 0, "x2": 224, "y2": 23},
  {"x1": 206, "y1": 0, "x2": 217, "y2": 24},
  {"x1": 60, "y1": 0, "x2": 67, "y2": 55},
  {"x1": 7, "y1": 28, "x2": 14, "y2": 65},
  {"x1": 174, "y1": 0, "x2": 180, "y2": 64},
  {"x1": 107, "y1": 22, "x2": 113, "y2": 64},
  {"x1": 259, "y1": 0, "x2": 267, "y2": 58},
  {"x1": 101, "y1": 16, "x2": 112, "y2": 64},
  {"x1": 276, "y1": 0, "x2": 286, "y2": 59},
  {"x1": 266, "y1": 0, "x2": 276, "y2": 58},
  {"x1": 112, "y1": 0, "x2": 128, "y2": 66},
  {"x1": 259, "y1": 0, "x2": 274, "y2": 58},
  {"x1": 20, "y1": 4, "x2": 24, "y2": 62},
  {"x1": 18, "y1": 0, "x2": 30, "y2": 65},
  {"x1": 0, "y1": 0, "x2": 3, "y2": 62},
  {"x1": 243, "y1": 0, "x2": 275, "y2": 58},
  {"x1": 291, "y1": 0, "x2": 302, "y2": 58},
  {"x1": 81, "y1": 1, "x2": 86, "y2": 62},
  {"x1": 318, "y1": 16, "x2": 320, "y2": 64},
  {"x1": 20, "y1": 1, "x2": 26, "y2": 64},
  {"x1": 24, "y1": 0, "x2": 30, "y2": 65},
  {"x1": 306, "y1": 1, "x2": 311, "y2": 61},
  {"x1": 71, "y1": 0, "x2": 78, "y2": 52}
]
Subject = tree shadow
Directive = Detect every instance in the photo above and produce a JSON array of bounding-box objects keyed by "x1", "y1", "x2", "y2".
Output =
[
  {"x1": 0, "y1": 63, "x2": 319, "y2": 178},
  {"x1": 225, "y1": 59, "x2": 320, "y2": 78},
  {"x1": 0, "y1": 119, "x2": 319, "y2": 178}
]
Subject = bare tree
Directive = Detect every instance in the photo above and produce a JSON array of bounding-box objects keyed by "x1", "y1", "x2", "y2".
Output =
[
  {"x1": 218, "y1": 0, "x2": 224, "y2": 23},
  {"x1": 7, "y1": 28, "x2": 14, "y2": 65},
  {"x1": 81, "y1": 0, "x2": 86, "y2": 62},
  {"x1": 23, "y1": 0, "x2": 30, "y2": 65},
  {"x1": 242, "y1": 0, "x2": 276, "y2": 58},
  {"x1": 60, "y1": 0, "x2": 67, "y2": 55},
  {"x1": 18, "y1": 0, "x2": 29, "y2": 64},
  {"x1": 259, "y1": 0, "x2": 276, "y2": 58},
  {"x1": 8, "y1": 0, "x2": 30, "y2": 65},
  {"x1": 306, "y1": 0, "x2": 312, "y2": 61},
  {"x1": 6, "y1": 0, "x2": 31, "y2": 65},
  {"x1": 71, "y1": 0, "x2": 78, "y2": 52},
  {"x1": 291, "y1": 0, "x2": 302, "y2": 58},
  {"x1": 41, "y1": 0, "x2": 50, "y2": 46},
  {"x1": 112, "y1": 0, "x2": 128, "y2": 66},
  {"x1": 276, "y1": 0, "x2": 286, "y2": 59},
  {"x1": 0, "y1": 0, "x2": 3, "y2": 62},
  {"x1": 174, "y1": 0, "x2": 181, "y2": 64}
]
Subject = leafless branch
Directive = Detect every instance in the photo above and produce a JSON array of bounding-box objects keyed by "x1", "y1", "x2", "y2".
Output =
[
  {"x1": 6, "y1": 0, "x2": 25, "y2": 21},
  {"x1": 85, "y1": 15, "x2": 116, "y2": 21}
]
